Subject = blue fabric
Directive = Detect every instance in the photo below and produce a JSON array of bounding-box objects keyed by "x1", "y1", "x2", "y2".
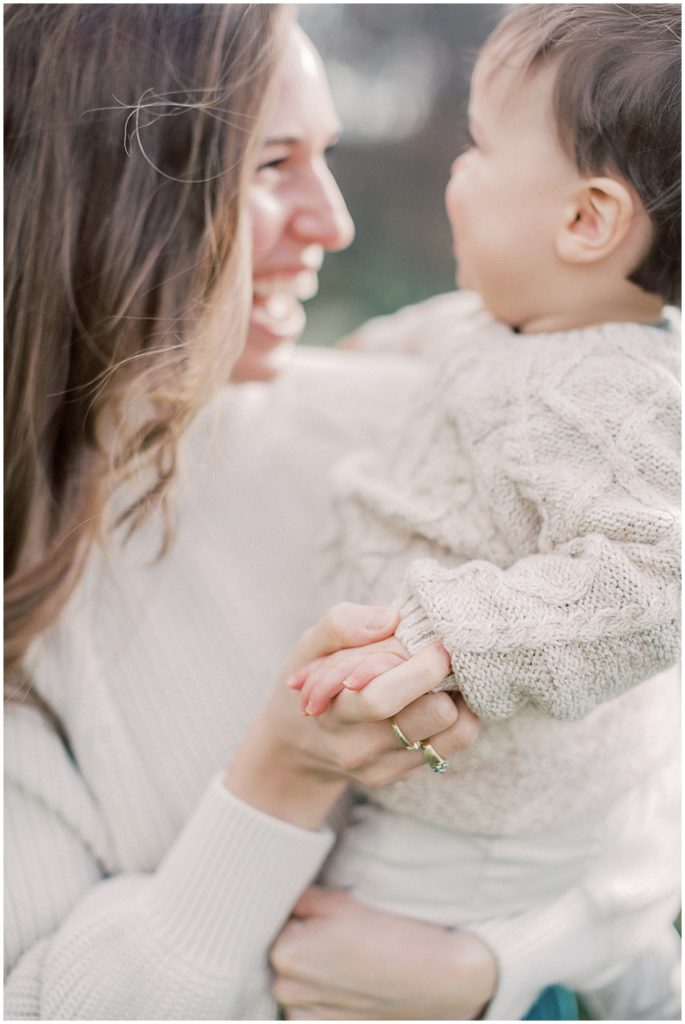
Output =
[{"x1": 523, "y1": 985, "x2": 579, "y2": 1020}]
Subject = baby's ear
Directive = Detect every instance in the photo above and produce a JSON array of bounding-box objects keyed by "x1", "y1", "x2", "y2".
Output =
[{"x1": 555, "y1": 177, "x2": 634, "y2": 265}]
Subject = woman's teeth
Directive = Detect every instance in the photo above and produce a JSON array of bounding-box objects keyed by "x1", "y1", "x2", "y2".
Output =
[
  {"x1": 261, "y1": 294, "x2": 292, "y2": 320},
  {"x1": 250, "y1": 288, "x2": 308, "y2": 337},
  {"x1": 253, "y1": 270, "x2": 319, "y2": 303},
  {"x1": 250, "y1": 272, "x2": 318, "y2": 339}
]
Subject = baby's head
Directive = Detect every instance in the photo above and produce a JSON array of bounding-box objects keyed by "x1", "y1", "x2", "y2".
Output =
[{"x1": 446, "y1": 4, "x2": 680, "y2": 332}]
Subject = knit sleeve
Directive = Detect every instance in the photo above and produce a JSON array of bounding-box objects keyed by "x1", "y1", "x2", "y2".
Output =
[
  {"x1": 395, "y1": 340, "x2": 680, "y2": 720},
  {"x1": 5, "y1": 706, "x2": 333, "y2": 1020}
]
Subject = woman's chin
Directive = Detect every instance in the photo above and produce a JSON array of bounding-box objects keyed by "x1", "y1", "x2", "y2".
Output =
[
  {"x1": 230, "y1": 296, "x2": 307, "y2": 381},
  {"x1": 229, "y1": 332, "x2": 297, "y2": 383}
]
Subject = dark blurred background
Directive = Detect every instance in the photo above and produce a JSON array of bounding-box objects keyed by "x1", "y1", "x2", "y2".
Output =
[{"x1": 298, "y1": 3, "x2": 505, "y2": 346}]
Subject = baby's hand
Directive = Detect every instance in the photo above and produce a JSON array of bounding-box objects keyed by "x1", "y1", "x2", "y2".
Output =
[{"x1": 287, "y1": 639, "x2": 408, "y2": 716}]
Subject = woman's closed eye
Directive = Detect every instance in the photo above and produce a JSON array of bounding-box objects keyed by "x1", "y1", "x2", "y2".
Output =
[
  {"x1": 256, "y1": 143, "x2": 338, "y2": 177},
  {"x1": 256, "y1": 152, "x2": 290, "y2": 173}
]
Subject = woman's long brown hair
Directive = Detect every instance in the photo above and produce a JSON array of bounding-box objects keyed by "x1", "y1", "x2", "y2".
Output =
[{"x1": 5, "y1": 4, "x2": 290, "y2": 698}]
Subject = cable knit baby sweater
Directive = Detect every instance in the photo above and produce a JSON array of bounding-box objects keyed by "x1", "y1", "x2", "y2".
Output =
[{"x1": 330, "y1": 318, "x2": 680, "y2": 835}]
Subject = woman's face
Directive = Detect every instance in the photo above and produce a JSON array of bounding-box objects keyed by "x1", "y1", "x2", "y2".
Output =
[{"x1": 231, "y1": 27, "x2": 355, "y2": 382}]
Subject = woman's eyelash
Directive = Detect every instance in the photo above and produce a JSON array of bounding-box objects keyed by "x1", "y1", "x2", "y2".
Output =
[
  {"x1": 257, "y1": 143, "x2": 338, "y2": 174},
  {"x1": 257, "y1": 155, "x2": 288, "y2": 172}
]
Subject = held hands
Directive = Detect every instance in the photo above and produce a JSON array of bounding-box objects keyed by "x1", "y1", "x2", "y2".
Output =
[
  {"x1": 278, "y1": 603, "x2": 477, "y2": 792},
  {"x1": 225, "y1": 603, "x2": 479, "y2": 829},
  {"x1": 271, "y1": 886, "x2": 498, "y2": 1020},
  {"x1": 287, "y1": 637, "x2": 478, "y2": 775},
  {"x1": 283, "y1": 628, "x2": 478, "y2": 788}
]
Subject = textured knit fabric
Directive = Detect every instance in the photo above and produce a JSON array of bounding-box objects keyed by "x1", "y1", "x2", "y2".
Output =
[
  {"x1": 3, "y1": 348, "x2": 419, "y2": 1021},
  {"x1": 328, "y1": 317, "x2": 680, "y2": 835},
  {"x1": 4, "y1": 325, "x2": 680, "y2": 1020}
]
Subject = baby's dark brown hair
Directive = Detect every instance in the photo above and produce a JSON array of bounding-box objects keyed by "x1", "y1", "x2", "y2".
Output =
[{"x1": 485, "y1": 4, "x2": 681, "y2": 305}]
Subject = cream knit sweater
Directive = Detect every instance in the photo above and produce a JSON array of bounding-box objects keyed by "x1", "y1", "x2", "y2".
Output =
[
  {"x1": 330, "y1": 318, "x2": 680, "y2": 835},
  {"x1": 4, "y1": 318, "x2": 679, "y2": 1020},
  {"x1": 4, "y1": 349, "x2": 418, "y2": 1021}
]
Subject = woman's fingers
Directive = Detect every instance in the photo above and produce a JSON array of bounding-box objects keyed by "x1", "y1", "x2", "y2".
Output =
[
  {"x1": 355, "y1": 694, "x2": 479, "y2": 787},
  {"x1": 273, "y1": 882, "x2": 498, "y2": 1019},
  {"x1": 392, "y1": 691, "x2": 479, "y2": 754},
  {"x1": 286, "y1": 603, "x2": 399, "y2": 675},
  {"x1": 334, "y1": 642, "x2": 452, "y2": 723},
  {"x1": 391, "y1": 691, "x2": 458, "y2": 747},
  {"x1": 446, "y1": 692, "x2": 480, "y2": 750}
]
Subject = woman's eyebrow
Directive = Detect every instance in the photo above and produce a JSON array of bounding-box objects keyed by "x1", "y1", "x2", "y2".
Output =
[
  {"x1": 262, "y1": 130, "x2": 342, "y2": 148},
  {"x1": 262, "y1": 136, "x2": 299, "y2": 146}
]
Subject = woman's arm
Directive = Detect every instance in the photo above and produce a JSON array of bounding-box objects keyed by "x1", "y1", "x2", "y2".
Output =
[
  {"x1": 5, "y1": 604, "x2": 461, "y2": 1020},
  {"x1": 5, "y1": 708, "x2": 333, "y2": 1020}
]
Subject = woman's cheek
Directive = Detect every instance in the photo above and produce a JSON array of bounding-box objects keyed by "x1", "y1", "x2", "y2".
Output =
[{"x1": 248, "y1": 184, "x2": 284, "y2": 268}]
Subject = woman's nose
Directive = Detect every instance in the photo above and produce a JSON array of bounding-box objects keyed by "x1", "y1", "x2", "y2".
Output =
[{"x1": 292, "y1": 167, "x2": 355, "y2": 252}]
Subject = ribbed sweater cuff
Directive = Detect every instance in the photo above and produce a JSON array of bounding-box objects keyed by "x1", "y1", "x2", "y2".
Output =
[
  {"x1": 396, "y1": 594, "x2": 459, "y2": 690},
  {"x1": 143, "y1": 773, "x2": 334, "y2": 975},
  {"x1": 396, "y1": 594, "x2": 441, "y2": 653},
  {"x1": 469, "y1": 888, "x2": 601, "y2": 1020}
]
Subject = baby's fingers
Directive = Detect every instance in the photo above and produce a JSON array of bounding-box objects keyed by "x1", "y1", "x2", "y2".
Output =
[
  {"x1": 286, "y1": 658, "x2": 325, "y2": 692},
  {"x1": 305, "y1": 652, "x2": 408, "y2": 716},
  {"x1": 343, "y1": 652, "x2": 406, "y2": 691},
  {"x1": 301, "y1": 663, "x2": 350, "y2": 716},
  {"x1": 334, "y1": 642, "x2": 452, "y2": 725}
]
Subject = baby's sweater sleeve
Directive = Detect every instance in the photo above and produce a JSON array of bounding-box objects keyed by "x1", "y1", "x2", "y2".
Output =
[
  {"x1": 336, "y1": 290, "x2": 492, "y2": 356},
  {"x1": 4, "y1": 705, "x2": 333, "y2": 1020},
  {"x1": 394, "y1": 338, "x2": 680, "y2": 720}
]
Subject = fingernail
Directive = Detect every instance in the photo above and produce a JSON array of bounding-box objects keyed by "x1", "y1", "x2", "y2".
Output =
[
  {"x1": 304, "y1": 702, "x2": 315, "y2": 715},
  {"x1": 342, "y1": 678, "x2": 354, "y2": 689},
  {"x1": 364, "y1": 607, "x2": 396, "y2": 631}
]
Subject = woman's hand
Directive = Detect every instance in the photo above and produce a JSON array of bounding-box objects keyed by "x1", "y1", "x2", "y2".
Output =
[
  {"x1": 225, "y1": 602, "x2": 479, "y2": 829},
  {"x1": 271, "y1": 886, "x2": 498, "y2": 1020}
]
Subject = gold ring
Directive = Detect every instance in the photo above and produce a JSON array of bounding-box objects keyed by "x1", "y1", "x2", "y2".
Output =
[
  {"x1": 391, "y1": 720, "x2": 420, "y2": 751},
  {"x1": 419, "y1": 741, "x2": 449, "y2": 774}
]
